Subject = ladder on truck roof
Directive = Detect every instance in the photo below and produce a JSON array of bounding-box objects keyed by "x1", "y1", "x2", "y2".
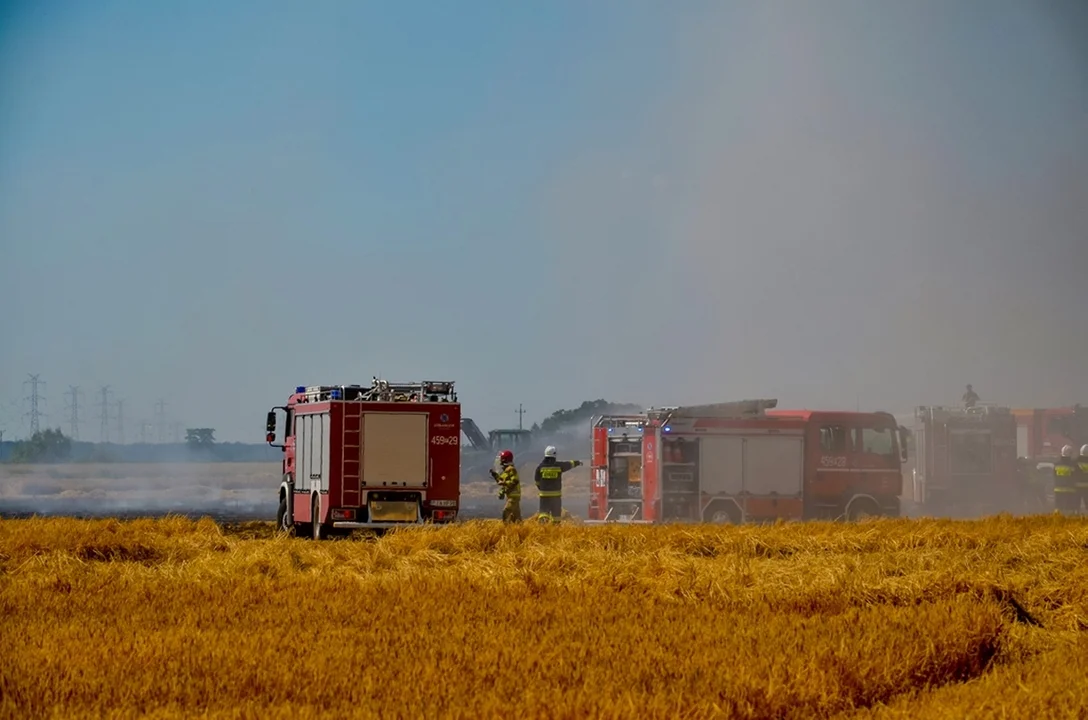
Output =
[
  {"x1": 916, "y1": 403, "x2": 1010, "y2": 422},
  {"x1": 296, "y1": 378, "x2": 458, "y2": 404},
  {"x1": 650, "y1": 398, "x2": 779, "y2": 422},
  {"x1": 592, "y1": 414, "x2": 649, "y2": 430}
]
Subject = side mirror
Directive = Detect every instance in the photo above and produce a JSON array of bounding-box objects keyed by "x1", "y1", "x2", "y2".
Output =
[
  {"x1": 897, "y1": 426, "x2": 909, "y2": 464},
  {"x1": 265, "y1": 410, "x2": 277, "y2": 444}
]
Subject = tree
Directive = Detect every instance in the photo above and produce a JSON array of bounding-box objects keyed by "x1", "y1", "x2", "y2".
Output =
[
  {"x1": 10, "y1": 428, "x2": 72, "y2": 463},
  {"x1": 537, "y1": 400, "x2": 642, "y2": 434},
  {"x1": 185, "y1": 428, "x2": 216, "y2": 449}
]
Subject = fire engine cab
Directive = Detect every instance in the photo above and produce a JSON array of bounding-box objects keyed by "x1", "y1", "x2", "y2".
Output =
[
  {"x1": 910, "y1": 404, "x2": 1020, "y2": 516},
  {"x1": 265, "y1": 378, "x2": 461, "y2": 539},
  {"x1": 587, "y1": 399, "x2": 906, "y2": 524}
]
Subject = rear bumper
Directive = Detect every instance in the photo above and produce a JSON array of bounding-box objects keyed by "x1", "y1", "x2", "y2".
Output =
[
  {"x1": 332, "y1": 520, "x2": 428, "y2": 530},
  {"x1": 582, "y1": 519, "x2": 654, "y2": 525}
]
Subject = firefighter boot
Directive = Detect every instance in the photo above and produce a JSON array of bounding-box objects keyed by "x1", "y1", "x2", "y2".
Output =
[
  {"x1": 539, "y1": 495, "x2": 563, "y2": 521},
  {"x1": 1054, "y1": 489, "x2": 1080, "y2": 515}
]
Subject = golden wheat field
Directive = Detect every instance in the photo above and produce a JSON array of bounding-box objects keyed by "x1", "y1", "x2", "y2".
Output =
[{"x1": 1, "y1": 515, "x2": 1087, "y2": 719}]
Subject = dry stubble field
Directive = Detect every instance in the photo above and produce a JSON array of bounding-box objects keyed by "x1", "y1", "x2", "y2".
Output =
[{"x1": 2, "y1": 514, "x2": 1088, "y2": 719}]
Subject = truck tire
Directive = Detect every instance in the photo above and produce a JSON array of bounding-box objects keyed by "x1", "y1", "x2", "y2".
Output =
[
  {"x1": 846, "y1": 497, "x2": 881, "y2": 522},
  {"x1": 312, "y1": 495, "x2": 327, "y2": 541},
  {"x1": 702, "y1": 501, "x2": 740, "y2": 525},
  {"x1": 276, "y1": 494, "x2": 292, "y2": 535}
]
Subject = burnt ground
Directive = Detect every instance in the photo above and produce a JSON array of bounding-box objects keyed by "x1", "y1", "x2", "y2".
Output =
[{"x1": 0, "y1": 462, "x2": 595, "y2": 525}]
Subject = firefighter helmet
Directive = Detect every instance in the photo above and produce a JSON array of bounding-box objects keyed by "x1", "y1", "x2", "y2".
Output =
[
  {"x1": 1061, "y1": 445, "x2": 1074, "y2": 458},
  {"x1": 544, "y1": 445, "x2": 557, "y2": 458},
  {"x1": 1080, "y1": 444, "x2": 1088, "y2": 457},
  {"x1": 498, "y1": 449, "x2": 514, "y2": 464}
]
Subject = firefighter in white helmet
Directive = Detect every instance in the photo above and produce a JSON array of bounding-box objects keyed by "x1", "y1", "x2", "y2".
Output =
[
  {"x1": 533, "y1": 445, "x2": 582, "y2": 521},
  {"x1": 1053, "y1": 445, "x2": 1080, "y2": 515},
  {"x1": 1077, "y1": 444, "x2": 1088, "y2": 514}
]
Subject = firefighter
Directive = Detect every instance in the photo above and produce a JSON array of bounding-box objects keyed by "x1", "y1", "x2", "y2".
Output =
[
  {"x1": 962, "y1": 384, "x2": 979, "y2": 409},
  {"x1": 1052, "y1": 445, "x2": 1081, "y2": 515},
  {"x1": 1078, "y1": 444, "x2": 1088, "y2": 514},
  {"x1": 489, "y1": 449, "x2": 521, "y2": 523},
  {"x1": 534, "y1": 446, "x2": 583, "y2": 521}
]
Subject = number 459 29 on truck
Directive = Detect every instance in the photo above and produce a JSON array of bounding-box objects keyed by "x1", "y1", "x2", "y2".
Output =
[{"x1": 264, "y1": 379, "x2": 462, "y2": 539}]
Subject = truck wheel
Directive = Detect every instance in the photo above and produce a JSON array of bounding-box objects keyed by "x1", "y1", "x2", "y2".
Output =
[
  {"x1": 846, "y1": 498, "x2": 881, "y2": 522},
  {"x1": 702, "y1": 502, "x2": 739, "y2": 525},
  {"x1": 276, "y1": 494, "x2": 293, "y2": 535},
  {"x1": 312, "y1": 496, "x2": 327, "y2": 541}
]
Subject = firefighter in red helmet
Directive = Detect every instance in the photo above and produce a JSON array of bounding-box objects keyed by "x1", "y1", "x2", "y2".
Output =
[{"x1": 490, "y1": 449, "x2": 522, "y2": 523}]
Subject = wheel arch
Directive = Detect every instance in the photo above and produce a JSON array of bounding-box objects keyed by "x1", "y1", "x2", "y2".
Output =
[
  {"x1": 844, "y1": 493, "x2": 881, "y2": 520},
  {"x1": 701, "y1": 497, "x2": 743, "y2": 524}
]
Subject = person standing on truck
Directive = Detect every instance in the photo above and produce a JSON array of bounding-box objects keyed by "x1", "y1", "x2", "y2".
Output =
[
  {"x1": 534, "y1": 446, "x2": 583, "y2": 521},
  {"x1": 1077, "y1": 444, "x2": 1088, "y2": 514},
  {"x1": 490, "y1": 449, "x2": 521, "y2": 523},
  {"x1": 1053, "y1": 445, "x2": 1081, "y2": 515},
  {"x1": 962, "y1": 384, "x2": 979, "y2": 409}
]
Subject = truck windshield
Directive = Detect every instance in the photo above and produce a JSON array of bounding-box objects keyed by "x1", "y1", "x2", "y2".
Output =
[
  {"x1": 860, "y1": 427, "x2": 896, "y2": 457},
  {"x1": 949, "y1": 430, "x2": 992, "y2": 474}
]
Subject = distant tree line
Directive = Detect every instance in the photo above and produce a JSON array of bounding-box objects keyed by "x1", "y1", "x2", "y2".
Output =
[
  {"x1": 527, "y1": 399, "x2": 643, "y2": 458},
  {"x1": 9, "y1": 428, "x2": 72, "y2": 463},
  {"x1": 1, "y1": 427, "x2": 279, "y2": 464},
  {"x1": 4, "y1": 402, "x2": 645, "y2": 464},
  {"x1": 531, "y1": 399, "x2": 643, "y2": 434}
]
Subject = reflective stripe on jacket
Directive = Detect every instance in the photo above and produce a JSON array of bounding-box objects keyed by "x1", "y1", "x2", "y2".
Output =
[
  {"x1": 535, "y1": 458, "x2": 579, "y2": 498},
  {"x1": 497, "y1": 464, "x2": 521, "y2": 499},
  {"x1": 1054, "y1": 460, "x2": 1078, "y2": 491}
]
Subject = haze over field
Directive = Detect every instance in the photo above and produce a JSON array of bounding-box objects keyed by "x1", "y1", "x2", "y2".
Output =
[{"x1": 1, "y1": 1, "x2": 1086, "y2": 442}]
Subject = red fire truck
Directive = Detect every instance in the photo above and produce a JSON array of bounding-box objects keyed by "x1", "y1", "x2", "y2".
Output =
[
  {"x1": 264, "y1": 378, "x2": 461, "y2": 539},
  {"x1": 909, "y1": 404, "x2": 1021, "y2": 516},
  {"x1": 1011, "y1": 405, "x2": 1088, "y2": 463},
  {"x1": 587, "y1": 400, "x2": 906, "y2": 523}
]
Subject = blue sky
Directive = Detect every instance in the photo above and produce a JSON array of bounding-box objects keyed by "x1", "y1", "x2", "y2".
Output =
[{"x1": 2, "y1": 0, "x2": 1086, "y2": 442}]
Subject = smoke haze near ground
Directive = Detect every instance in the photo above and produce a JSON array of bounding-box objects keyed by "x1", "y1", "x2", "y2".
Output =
[{"x1": 0, "y1": 1, "x2": 1086, "y2": 443}]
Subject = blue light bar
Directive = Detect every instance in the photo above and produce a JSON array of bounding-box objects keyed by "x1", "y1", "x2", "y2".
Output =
[
  {"x1": 663, "y1": 426, "x2": 671, "y2": 432},
  {"x1": 295, "y1": 386, "x2": 306, "y2": 394},
  {"x1": 330, "y1": 389, "x2": 342, "y2": 400}
]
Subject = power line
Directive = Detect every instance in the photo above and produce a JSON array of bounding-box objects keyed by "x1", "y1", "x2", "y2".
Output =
[
  {"x1": 115, "y1": 399, "x2": 125, "y2": 444},
  {"x1": 23, "y1": 374, "x2": 45, "y2": 435},
  {"x1": 65, "y1": 386, "x2": 82, "y2": 440},
  {"x1": 154, "y1": 399, "x2": 167, "y2": 443},
  {"x1": 98, "y1": 386, "x2": 111, "y2": 442},
  {"x1": 516, "y1": 403, "x2": 526, "y2": 431}
]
